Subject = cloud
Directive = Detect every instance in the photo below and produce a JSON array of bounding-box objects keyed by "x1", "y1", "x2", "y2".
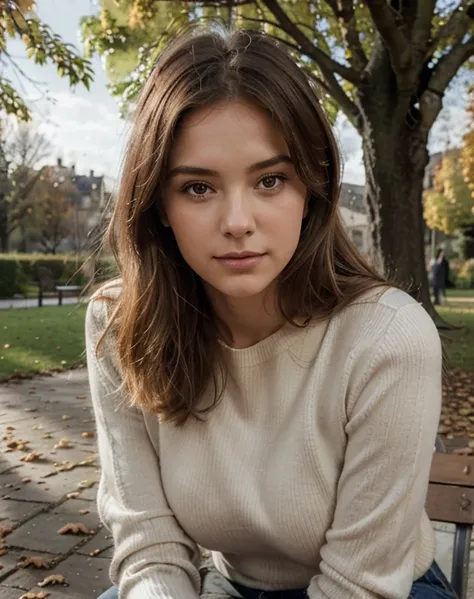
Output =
[{"x1": 32, "y1": 91, "x2": 129, "y2": 189}]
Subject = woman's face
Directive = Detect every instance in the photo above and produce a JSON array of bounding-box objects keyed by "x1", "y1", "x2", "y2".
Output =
[{"x1": 163, "y1": 99, "x2": 308, "y2": 300}]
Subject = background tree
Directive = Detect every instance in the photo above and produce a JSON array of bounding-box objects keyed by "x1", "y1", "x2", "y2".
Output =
[
  {"x1": 0, "y1": 123, "x2": 52, "y2": 252},
  {"x1": 424, "y1": 149, "x2": 473, "y2": 236},
  {"x1": 29, "y1": 170, "x2": 75, "y2": 254},
  {"x1": 0, "y1": 0, "x2": 94, "y2": 121},
  {"x1": 462, "y1": 86, "x2": 474, "y2": 200},
  {"x1": 81, "y1": 0, "x2": 474, "y2": 317}
]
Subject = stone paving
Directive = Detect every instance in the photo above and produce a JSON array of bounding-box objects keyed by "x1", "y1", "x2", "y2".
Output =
[
  {"x1": 0, "y1": 368, "x2": 472, "y2": 598},
  {"x1": 0, "y1": 369, "x2": 112, "y2": 599}
]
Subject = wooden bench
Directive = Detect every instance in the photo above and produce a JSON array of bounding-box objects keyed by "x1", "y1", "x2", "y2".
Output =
[
  {"x1": 427, "y1": 451, "x2": 474, "y2": 598},
  {"x1": 55, "y1": 285, "x2": 83, "y2": 306}
]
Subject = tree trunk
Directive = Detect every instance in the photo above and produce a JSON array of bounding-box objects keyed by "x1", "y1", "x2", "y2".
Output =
[{"x1": 362, "y1": 124, "x2": 439, "y2": 320}]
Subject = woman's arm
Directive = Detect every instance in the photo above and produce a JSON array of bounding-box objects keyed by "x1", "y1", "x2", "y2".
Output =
[
  {"x1": 308, "y1": 301, "x2": 442, "y2": 599},
  {"x1": 86, "y1": 298, "x2": 201, "y2": 599}
]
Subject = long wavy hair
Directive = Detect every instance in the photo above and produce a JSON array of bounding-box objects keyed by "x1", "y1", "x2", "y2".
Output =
[{"x1": 95, "y1": 28, "x2": 387, "y2": 425}]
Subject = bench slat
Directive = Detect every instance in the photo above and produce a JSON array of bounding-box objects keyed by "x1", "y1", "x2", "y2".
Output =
[
  {"x1": 430, "y1": 452, "x2": 474, "y2": 487},
  {"x1": 427, "y1": 483, "x2": 474, "y2": 524}
]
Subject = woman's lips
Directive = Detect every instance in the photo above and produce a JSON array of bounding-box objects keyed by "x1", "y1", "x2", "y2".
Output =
[{"x1": 215, "y1": 254, "x2": 266, "y2": 270}]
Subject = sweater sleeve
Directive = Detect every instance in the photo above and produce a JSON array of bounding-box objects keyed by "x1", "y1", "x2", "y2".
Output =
[
  {"x1": 85, "y1": 297, "x2": 201, "y2": 599},
  {"x1": 307, "y1": 302, "x2": 442, "y2": 599}
]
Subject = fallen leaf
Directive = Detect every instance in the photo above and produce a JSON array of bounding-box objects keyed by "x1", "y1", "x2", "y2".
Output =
[
  {"x1": 18, "y1": 555, "x2": 51, "y2": 569},
  {"x1": 37, "y1": 573, "x2": 67, "y2": 586},
  {"x1": 24, "y1": 407, "x2": 37, "y2": 412},
  {"x1": 54, "y1": 439, "x2": 72, "y2": 449},
  {"x1": 78, "y1": 479, "x2": 95, "y2": 489},
  {"x1": 21, "y1": 478, "x2": 31, "y2": 484},
  {"x1": 76, "y1": 395, "x2": 87, "y2": 400},
  {"x1": 20, "y1": 451, "x2": 43, "y2": 463},
  {"x1": 66, "y1": 492, "x2": 80, "y2": 499},
  {"x1": 19, "y1": 592, "x2": 50, "y2": 599},
  {"x1": 0, "y1": 524, "x2": 14, "y2": 537},
  {"x1": 43, "y1": 434, "x2": 53, "y2": 439},
  {"x1": 81, "y1": 432, "x2": 94, "y2": 438},
  {"x1": 47, "y1": 388, "x2": 56, "y2": 391},
  {"x1": 79, "y1": 509, "x2": 89, "y2": 515},
  {"x1": 89, "y1": 548, "x2": 101, "y2": 556},
  {"x1": 6, "y1": 426, "x2": 15, "y2": 431},
  {"x1": 61, "y1": 415, "x2": 70, "y2": 421},
  {"x1": 57, "y1": 522, "x2": 93, "y2": 535}
]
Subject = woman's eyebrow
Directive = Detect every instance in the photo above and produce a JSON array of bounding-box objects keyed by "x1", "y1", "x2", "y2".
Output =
[{"x1": 168, "y1": 154, "x2": 293, "y2": 178}]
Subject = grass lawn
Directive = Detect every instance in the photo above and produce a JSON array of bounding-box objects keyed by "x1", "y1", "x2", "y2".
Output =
[
  {"x1": 0, "y1": 289, "x2": 474, "y2": 379},
  {"x1": 0, "y1": 304, "x2": 87, "y2": 379},
  {"x1": 439, "y1": 289, "x2": 474, "y2": 372}
]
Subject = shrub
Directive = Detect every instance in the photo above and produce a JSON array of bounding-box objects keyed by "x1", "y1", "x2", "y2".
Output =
[
  {"x1": 0, "y1": 258, "x2": 17, "y2": 298},
  {"x1": 456, "y1": 259, "x2": 474, "y2": 289}
]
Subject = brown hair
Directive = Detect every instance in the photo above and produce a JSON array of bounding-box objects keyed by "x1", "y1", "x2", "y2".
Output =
[{"x1": 96, "y1": 27, "x2": 386, "y2": 425}]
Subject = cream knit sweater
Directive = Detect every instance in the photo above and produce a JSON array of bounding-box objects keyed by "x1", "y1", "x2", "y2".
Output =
[{"x1": 85, "y1": 285, "x2": 442, "y2": 599}]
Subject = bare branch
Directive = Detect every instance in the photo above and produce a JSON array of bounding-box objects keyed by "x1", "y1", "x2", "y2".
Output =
[
  {"x1": 325, "y1": 0, "x2": 368, "y2": 71},
  {"x1": 365, "y1": 0, "x2": 412, "y2": 74},
  {"x1": 259, "y1": 0, "x2": 361, "y2": 84}
]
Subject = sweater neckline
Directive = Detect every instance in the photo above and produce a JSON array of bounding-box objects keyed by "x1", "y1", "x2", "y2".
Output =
[{"x1": 219, "y1": 319, "x2": 307, "y2": 367}]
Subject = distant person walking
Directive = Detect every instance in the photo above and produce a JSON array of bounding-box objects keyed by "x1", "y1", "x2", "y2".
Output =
[{"x1": 430, "y1": 248, "x2": 450, "y2": 305}]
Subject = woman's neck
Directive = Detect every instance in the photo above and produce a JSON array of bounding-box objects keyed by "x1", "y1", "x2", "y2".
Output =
[{"x1": 206, "y1": 284, "x2": 286, "y2": 349}]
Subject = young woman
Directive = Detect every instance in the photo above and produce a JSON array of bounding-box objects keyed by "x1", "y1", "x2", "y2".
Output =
[{"x1": 87, "y1": 28, "x2": 454, "y2": 599}]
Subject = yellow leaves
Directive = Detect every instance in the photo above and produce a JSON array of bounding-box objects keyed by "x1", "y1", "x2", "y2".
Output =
[
  {"x1": 81, "y1": 431, "x2": 94, "y2": 438},
  {"x1": 54, "y1": 438, "x2": 73, "y2": 449}
]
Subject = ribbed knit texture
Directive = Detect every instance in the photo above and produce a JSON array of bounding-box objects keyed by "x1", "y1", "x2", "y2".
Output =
[{"x1": 85, "y1": 285, "x2": 442, "y2": 599}]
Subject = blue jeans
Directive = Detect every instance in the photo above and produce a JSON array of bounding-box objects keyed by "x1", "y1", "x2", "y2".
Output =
[{"x1": 97, "y1": 561, "x2": 457, "y2": 598}]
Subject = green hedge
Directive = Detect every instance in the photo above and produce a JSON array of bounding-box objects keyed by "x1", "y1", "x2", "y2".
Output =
[
  {"x1": 0, "y1": 254, "x2": 118, "y2": 298},
  {"x1": 0, "y1": 258, "x2": 17, "y2": 298}
]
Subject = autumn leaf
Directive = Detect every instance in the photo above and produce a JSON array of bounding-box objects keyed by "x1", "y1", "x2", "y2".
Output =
[
  {"x1": 78, "y1": 479, "x2": 95, "y2": 489},
  {"x1": 89, "y1": 548, "x2": 101, "y2": 556},
  {"x1": 79, "y1": 509, "x2": 89, "y2": 515},
  {"x1": 37, "y1": 573, "x2": 67, "y2": 586},
  {"x1": 18, "y1": 555, "x2": 51, "y2": 569},
  {"x1": 65, "y1": 491, "x2": 80, "y2": 499},
  {"x1": 20, "y1": 451, "x2": 43, "y2": 462},
  {"x1": 76, "y1": 395, "x2": 87, "y2": 400},
  {"x1": 24, "y1": 407, "x2": 37, "y2": 412},
  {"x1": 19, "y1": 592, "x2": 50, "y2": 599},
  {"x1": 57, "y1": 522, "x2": 93, "y2": 535},
  {"x1": 81, "y1": 431, "x2": 94, "y2": 438},
  {"x1": 0, "y1": 524, "x2": 14, "y2": 538},
  {"x1": 54, "y1": 439, "x2": 73, "y2": 449},
  {"x1": 5, "y1": 426, "x2": 15, "y2": 431},
  {"x1": 61, "y1": 415, "x2": 70, "y2": 421}
]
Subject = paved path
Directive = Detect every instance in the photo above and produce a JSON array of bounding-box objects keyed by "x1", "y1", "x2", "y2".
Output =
[
  {"x1": 0, "y1": 369, "x2": 111, "y2": 598},
  {"x1": 0, "y1": 369, "x2": 472, "y2": 598},
  {"x1": 0, "y1": 297, "x2": 83, "y2": 310}
]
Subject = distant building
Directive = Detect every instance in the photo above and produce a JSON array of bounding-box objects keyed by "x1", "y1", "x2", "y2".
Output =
[{"x1": 339, "y1": 183, "x2": 371, "y2": 254}]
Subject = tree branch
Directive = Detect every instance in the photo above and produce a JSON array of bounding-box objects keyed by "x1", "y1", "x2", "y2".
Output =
[
  {"x1": 425, "y1": 0, "x2": 473, "y2": 60},
  {"x1": 324, "y1": 0, "x2": 368, "y2": 72},
  {"x1": 420, "y1": 34, "x2": 474, "y2": 131},
  {"x1": 259, "y1": 0, "x2": 361, "y2": 84},
  {"x1": 365, "y1": 0, "x2": 412, "y2": 74},
  {"x1": 412, "y1": 0, "x2": 437, "y2": 54}
]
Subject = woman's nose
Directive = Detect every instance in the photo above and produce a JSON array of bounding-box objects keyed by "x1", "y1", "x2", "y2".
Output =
[{"x1": 220, "y1": 193, "x2": 256, "y2": 238}]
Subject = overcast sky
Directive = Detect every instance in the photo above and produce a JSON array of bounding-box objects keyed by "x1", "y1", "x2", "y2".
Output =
[{"x1": 3, "y1": 0, "x2": 470, "y2": 192}]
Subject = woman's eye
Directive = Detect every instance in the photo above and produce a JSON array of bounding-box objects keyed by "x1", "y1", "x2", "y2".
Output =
[
  {"x1": 184, "y1": 182, "x2": 209, "y2": 196},
  {"x1": 257, "y1": 175, "x2": 285, "y2": 190}
]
